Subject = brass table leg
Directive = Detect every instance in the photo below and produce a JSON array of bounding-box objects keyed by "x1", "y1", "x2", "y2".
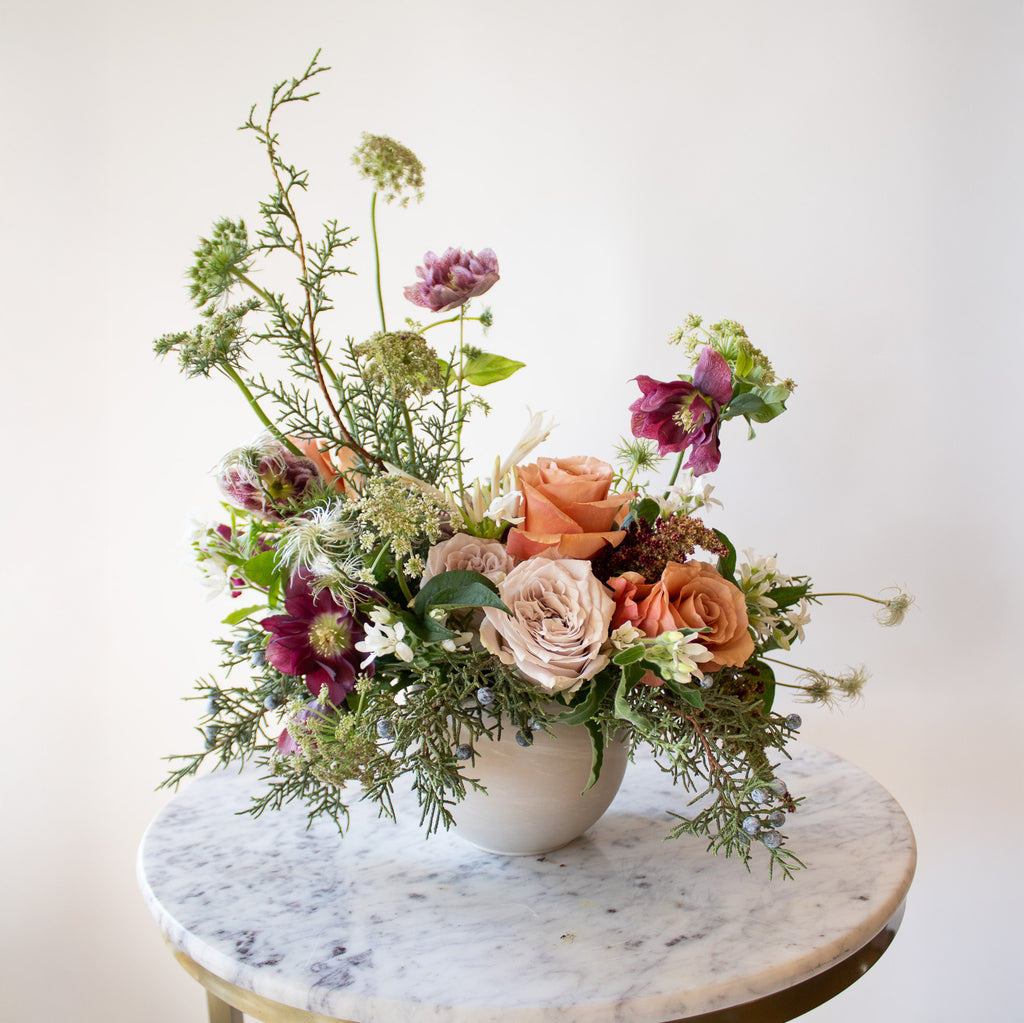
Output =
[{"x1": 207, "y1": 990, "x2": 244, "y2": 1023}]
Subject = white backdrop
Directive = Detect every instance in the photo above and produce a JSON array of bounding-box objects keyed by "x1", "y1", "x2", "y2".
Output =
[{"x1": 2, "y1": 2, "x2": 1022, "y2": 1020}]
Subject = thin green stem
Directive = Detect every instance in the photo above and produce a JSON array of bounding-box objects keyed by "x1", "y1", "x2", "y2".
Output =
[
  {"x1": 813, "y1": 591, "x2": 885, "y2": 604},
  {"x1": 761, "y1": 655, "x2": 815, "y2": 675},
  {"x1": 455, "y1": 309, "x2": 467, "y2": 495},
  {"x1": 400, "y1": 403, "x2": 416, "y2": 464},
  {"x1": 421, "y1": 314, "x2": 484, "y2": 333},
  {"x1": 220, "y1": 365, "x2": 302, "y2": 455},
  {"x1": 371, "y1": 192, "x2": 386, "y2": 332},
  {"x1": 666, "y1": 451, "x2": 686, "y2": 490}
]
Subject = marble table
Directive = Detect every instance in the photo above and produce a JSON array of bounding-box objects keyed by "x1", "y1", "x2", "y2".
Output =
[{"x1": 138, "y1": 745, "x2": 915, "y2": 1023}]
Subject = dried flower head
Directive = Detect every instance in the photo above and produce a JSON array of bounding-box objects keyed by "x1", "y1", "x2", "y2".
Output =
[
  {"x1": 875, "y1": 588, "x2": 915, "y2": 626},
  {"x1": 352, "y1": 133, "x2": 425, "y2": 205},
  {"x1": 216, "y1": 435, "x2": 322, "y2": 520},
  {"x1": 353, "y1": 331, "x2": 443, "y2": 400},
  {"x1": 794, "y1": 667, "x2": 869, "y2": 706}
]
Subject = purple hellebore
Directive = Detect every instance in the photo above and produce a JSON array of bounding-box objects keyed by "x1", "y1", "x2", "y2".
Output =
[
  {"x1": 629, "y1": 347, "x2": 734, "y2": 476},
  {"x1": 260, "y1": 571, "x2": 366, "y2": 706},
  {"x1": 403, "y1": 247, "x2": 499, "y2": 313}
]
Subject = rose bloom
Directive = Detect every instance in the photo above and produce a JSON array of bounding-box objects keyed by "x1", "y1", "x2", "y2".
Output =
[
  {"x1": 292, "y1": 437, "x2": 361, "y2": 494},
  {"x1": 421, "y1": 533, "x2": 515, "y2": 585},
  {"x1": 505, "y1": 456, "x2": 634, "y2": 560},
  {"x1": 480, "y1": 555, "x2": 615, "y2": 694},
  {"x1": 609, "y1": 560, "x2": 754, "y2": 671}
]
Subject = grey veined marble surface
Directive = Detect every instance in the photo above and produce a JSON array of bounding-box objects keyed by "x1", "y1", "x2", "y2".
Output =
[{"x1": 138, "y1": 745, "x2": 915, "y2": 1023}]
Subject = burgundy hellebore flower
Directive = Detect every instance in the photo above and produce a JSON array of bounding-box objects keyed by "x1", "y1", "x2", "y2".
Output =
[
  {"x1": 403, "y1": 247, "x2": 499, "y2": 313},
  {"x1": 218, "y1": 442, "x2": 322, "y2": 521},
  {"x1": 629, "y1": 347, "x2": 734, "y2": 476},
  {"x1": 260, "y1": 572, "x2": 366, "y2": 705}
]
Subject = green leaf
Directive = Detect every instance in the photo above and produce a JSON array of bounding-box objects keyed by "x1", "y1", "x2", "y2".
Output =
[
  {"x1": 267, "y1": 572, "x2": 282, "y2": 610},
  {"x1": 664, "y1": 679, "x2": 704, "y2": 709},
  {"x1": 721, "y1": 392, "x2": 768, "y2": 421},
  {"x1": 413, "y1": 569, "x2": 510, "y2": 619},
  {"x1": 735, "y1": 347, "x2": 754, "y2": 378},
  {"x1": 634, "y1": 497, "x2": 662, "y2": 525},
  {"x1": 714, "y1": 528, "x2": 737, "y2": 582},
  {"x1": 243, "y1": 549, "x2": 279, "y2": 588},
  {"x1": 768, "y1": 582, "x2": 811, "y2": 612},
  {"x1": 613, "y1": 672, "x2": 653, "y2": 730},
  {"x1": 547, "y1": 675, "x2": 614, "y2": 726},
  {"x1": 752, "y1": 660, "x2": 777, "y2": 713},
  {"x1": 462, "y1": 353, "x2": 525, "y2": 386},
  {"x1": 221, "y1": 604, "x2": 265, "y2": 626},
  {"x1": 581, "y1": 719, "x2": 604, "y2": 793},
  {"x1": 611, "y1": 644, "x2": 646, "y2": 666}
]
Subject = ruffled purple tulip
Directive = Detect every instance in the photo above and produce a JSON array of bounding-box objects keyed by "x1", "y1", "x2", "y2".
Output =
[
  {"x1": 260, "y1": 571, "x2": 366, "y2": 705},
  {"x1": 403, "y1": 247, "x2": 499, "y2": 313},
  {"x1": 217, "y1": 441, "x2": 321, "y2": 521},
  {"x1": 629, "y1": 347, "x2": 734, "y2": 476}
]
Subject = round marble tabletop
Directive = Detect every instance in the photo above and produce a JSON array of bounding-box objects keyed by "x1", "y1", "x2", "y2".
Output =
[{"x1": 138, "y1": 745, "x2": 915, "y2": 1023}]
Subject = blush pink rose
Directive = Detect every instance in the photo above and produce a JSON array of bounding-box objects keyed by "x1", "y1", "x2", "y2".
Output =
[
  {"x1": 421, "y1": 533, "x2": 515, "y2": 585},
  {"x1": 480, "y1": 555, "x2": 615, "y2": 693}
]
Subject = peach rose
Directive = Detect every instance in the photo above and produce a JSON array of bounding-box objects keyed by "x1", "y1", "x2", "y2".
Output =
[
  {"x1": 609, "y1": 561, "x2": 754, "y2": 671},
  {"x1": 420, "y1": 533, "x2": 515, "y2": 585},
  {"x1": 292, "y1": 438, "x2": 360, "y2": 494},
  {"x1": 480, "y1": 555, "x2": 615, "y2": 693},
  {"x1": 505, "y1": 456, "x2": 634, "y2": 560}
]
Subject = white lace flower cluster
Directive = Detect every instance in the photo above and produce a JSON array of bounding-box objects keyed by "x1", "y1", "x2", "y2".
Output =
[{"x1": 737, "y1": 549, "x2": 811, "y2": 649}]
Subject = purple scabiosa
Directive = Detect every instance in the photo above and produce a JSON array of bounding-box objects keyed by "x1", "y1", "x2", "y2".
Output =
[
  {"x1": 217, "y1": 437, "x2": 322, "y2": 520},
  {"x1": 629, "y1": 347, "x2": 734, "y2": 475},
  {"x1": 260, "y1": 571, "x2": 367, "y2": 705},
  {"x1": 403, "y1": 248, "x2": 499, "y2": 314}
]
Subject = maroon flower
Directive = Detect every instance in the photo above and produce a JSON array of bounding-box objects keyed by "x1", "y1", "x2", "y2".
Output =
[
  {"x1": 403, "y1": 247, "x2": 499, "y2": 313},
  {"x1": 629, "y1": 348, "x2": 734, "y2": 476},
  {"x1": 260, "y1": 572, "x2": 366, "y2": 705},
  {"x1": 218, "y1": 441, "x2": 322, "y2": 521}
]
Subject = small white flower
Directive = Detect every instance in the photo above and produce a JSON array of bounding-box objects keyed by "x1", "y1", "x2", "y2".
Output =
[
  {"x1": 355, "y1": 620, "x2": 415, "y2": 667},
  {"x1": 484, "y1": 490, "x2": 524, "y2": 526},
  {"x1": 608, "y1": 623, "x2": 644, "y2": 650},
  {"x1": 440, "y1": 631, "x2": 474, "y2": 652},
  {"x1": 658, "y1": 470, "x2": 723, "y2": 517},
  {"x1": 498, "y1": 409, "x2": 555, "y2": 477},
  {"x1": 641, "y1": 629, "x2": 714, "y2": 685}
]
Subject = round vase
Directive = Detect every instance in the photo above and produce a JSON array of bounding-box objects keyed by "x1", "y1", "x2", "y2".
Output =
[{"x1": 452, "y1": 718, "x2": 628, "y2": 856}]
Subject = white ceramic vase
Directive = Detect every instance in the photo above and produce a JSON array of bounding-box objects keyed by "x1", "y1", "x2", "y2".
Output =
[{"x1": 452, "y1": 718, "x2": 628, "y2": 856}]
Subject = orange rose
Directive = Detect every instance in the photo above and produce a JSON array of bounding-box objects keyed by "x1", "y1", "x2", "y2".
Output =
[
  {"x1": 609, "y1": 560, "x2": 754, "y2": 671},
  {"x1": 292, "y1": 438, "x2": 361, "y2": 495},
  {"x1": 505, "y1": 456, "x2": 634, "y2": 560}
]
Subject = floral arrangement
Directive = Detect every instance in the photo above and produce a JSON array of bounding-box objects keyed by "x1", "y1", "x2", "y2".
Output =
[{"x1": 156, "y1": 55, "x2": 911, "y2": 878}]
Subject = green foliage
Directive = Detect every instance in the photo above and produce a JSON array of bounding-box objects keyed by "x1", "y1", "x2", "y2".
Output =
[
  {"x1": 461, "y1": 352, "x2": 525, "y2": 385},
  {"x1": 153, "y1": 298, "x2": 260, "y2": 377},
  {"x1": 413, "y1": 570, "x2": 509, "y2": 619}
]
